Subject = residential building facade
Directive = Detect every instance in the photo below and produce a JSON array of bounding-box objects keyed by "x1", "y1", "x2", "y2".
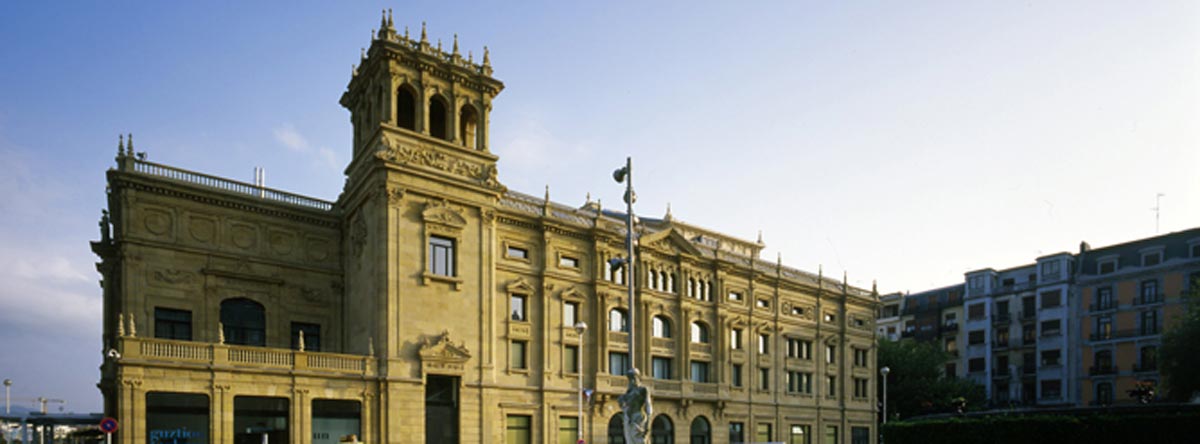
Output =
[{"x1": 93, "y1": 16, "x2": 880, "y2": 444}]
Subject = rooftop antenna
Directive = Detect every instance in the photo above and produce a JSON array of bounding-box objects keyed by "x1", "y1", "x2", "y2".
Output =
[{"x1": 1153, "y1": 193, "x2": 1165, "y2": 234}]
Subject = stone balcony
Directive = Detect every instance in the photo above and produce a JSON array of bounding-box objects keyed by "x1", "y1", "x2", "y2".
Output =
[{"x1": 117, "y1": 336, "x2": 377, "y2": 377}]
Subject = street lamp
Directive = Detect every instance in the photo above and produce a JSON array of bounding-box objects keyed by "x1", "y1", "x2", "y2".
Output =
[
  {"x1": 574, "y1": 322, "x2": 588, "y2": 443},
  {"x1": 880, "y1": 367, "x2": 890, "y2": 424},
  {"x1": 612, "y1": 158, "x2": 637, "y2": 364},
  {"x1": 3, "y1": 379, "x2": 10, "y2": 415}
]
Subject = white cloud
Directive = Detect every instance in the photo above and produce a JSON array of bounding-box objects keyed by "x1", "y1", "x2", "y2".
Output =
[
  {"x1": 0, "y1": 250, "x2": 99, "y2": 337},
  {"x1": 273, "y1": 124, "x2": 309, "y2": 152}
]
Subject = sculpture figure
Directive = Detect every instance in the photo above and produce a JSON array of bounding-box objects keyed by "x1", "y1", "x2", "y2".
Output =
[{"x1": 618, "y1": 368, "x2": 652, "y2": 443}]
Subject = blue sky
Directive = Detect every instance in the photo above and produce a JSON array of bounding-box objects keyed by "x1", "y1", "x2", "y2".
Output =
[{"x1": 0, "y1": 1, "x2": 1196, "y2": 412}]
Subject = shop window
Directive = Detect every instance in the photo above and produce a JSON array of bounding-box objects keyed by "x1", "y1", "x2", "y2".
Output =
[
  {"x1": 146, "y1": 392, "x2": 209, "y2": 444},
  {"x1": 234, "y1": 396, "x2": 288, "y2": 444},
  {"x1": 312, "y1": 399, "x2": 361, "y2": 444}
]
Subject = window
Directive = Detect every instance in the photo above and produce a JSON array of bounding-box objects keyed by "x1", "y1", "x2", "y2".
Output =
[
  {"x1": 731, "y1": 328, "x2": 743, "y2": 350},
  {"x1": 791, "y1": 306, "x2": 805, "y2": 316},
  {"x1": 506, "y1": 415, "x2": 531, "y2": 444},
  {"x1": 968, "y1": 303, "x2": 985, "y2": 320},
  {"x1": 757, "y1": 299, "x2": 770, "y2": 309},
  {"x1": 945, "y1": 362, "x2": 957, "y2": 378},
  {"x1": 511, "y1": 295, "x2": 527, "y2": 321},
  {"x1": 154, "y1": 307, "x2": 192, "y2": 341},
  {"x1": 290, "y1": 322, "x2": 320, "y2": 352},
  {"x1": 511, "y1": 341, "x2": 527, "y2": 370},
  {"x1": 968, "y1": 330, "x2": 985, "y2": 345},
  {"x1": 760, "y1": 368, "x2": 771, "y2": 391},
  {"x1": 506, "y1": 245, "x2": 528, "y2": 260},
  {"x1": 1041, "y1": 319, "x2": 1061, "y2": 337},
  {"x1": 1099, "y1": 260, "x2": 1116, "y2": 274},
  {"x1": 1022, "y1": 324, "x2": 1036, "y2": 344},
  {"x1": 1022, "y1": 296, "x2": 1036, "y2": 317},
  {"x1": 790, "y1": 425, "x2": 811, "y2": 444},
  {"x1": 221, "y1": 298, "x2": 265, "y2": 347},
  {"x1": 1040, "y1": 290, "x2": 1061, "y2": 308},
  {"x1": 558, "y1": 417, "x2": 578, "y2": 444},
  {"x1": 825, "y1": 426, "x2": 838, "y2": 444},
  {"x1": 1093, "y1": 350, "x2": 1113, "y2": 370},
  {"x1": 1193, "y1": 243, "x2": 1200, "y2": 258},
  {"x1": 565, "y1": 345, "x2": 579, "y2": 373},
  {"x1": 825, "y1": 375, "x2": 836, "y2": 398},
  {"x1": 609, "y1": 309, "x2": 628, "y2": 332},
  {"x1": 1140, "y1": 310, "x2": 1159, "y2": 335},
  {"x1": 732, "y1": 364, "x2": 743, "y2": 387},
  {"x1": 312, "y1": 399, "x2": 361, "y2": 444},
  {"x1": 1095, "y1": 316, "x2": 1112, "y2": 340},
  {"x1": 607, "y1": 415, "x2": 625, "y2": 444},
  {"x1": 690, "y1": 361, "x2": 709, "y2": 383},
  {"x1": 1041, "y1": 349, "x2": 1061, "y2": 366},
  {"x1": 564, "y1": 302, "x2": 578, "y2": 327},
  {"x1": 1142, "y1": 251, "x2": 1162, "y2": 267},
  {"x1": 1140, "y1": 346, "x2": 1158, "y2": 371},
  {"x1": 1041, "y1": 260, "x2": 1060, "y2": 277},
  {"x1": 945, "y1": 337, "x2": 958, "y2": 354},
  {"x1": 559, "y1": 255, "x2": 579, "y2": 269},
  {"x1": 1095, "y1": 287, "x2": 1113, "y2": 310},
  {"x1": 730, "y1": 423, "x2": 744, "y2": 444},
  {"x1": 787, "y1": 338, "x2": 812, "y2": 359},
  {"x1": 825, "y1": 344, "x2": 836, "y2": 364},
  {"x1": 728, "y1": 291, "x2": 743, "y2": 302},
  {"x1": 787, "y1": 371, "x2": 812, "y2": 394},
  {"x1": 851, "y1": 427, "x2": 870, "y2": 444},
  {"x1": 233, "y1": 396, "x2": 288, "y2": 444},
  {"x1": 147, "y1": 392, "x2": 209, "y2": 444},
  {"x1": 969, "y1": 275, "x2": 984, "y2": 289},
  {"x1": 609, "y1": 352, "x2": 629, "y2": 375},
  {"x1": 429, "y1": 96, "x2": 449, "y2": 140},
  {"x1": 758, "y1": 334, "x2": 770, "y2": 354},
  {"x1": 652, "y1": 357, "x2": 672, "y2": 380},
  {"x1": 690, "y1": 418, "x2": 711, "y2": 444},
  {"x1": 756, "y1": 423, "x2": 773, "y2": 443},
  {"x1": 1096, "y1": 382, "x2": 1113, "y2": 405},
  {"x1": 429, "y1": 235, "x2": 455, "y2": 277},
  {"x1": 853, "y1": 348, "x2": 868, "y2": 367},
  {"x1": 968, "y1": 358, "x2": 985, "y2": 373},
  {"x1": 396, "y1": 86, "x2": 416, "y2": 130},
  {"x1": 823, "y1": 312, "x2": 836, "y2": 323},
  {"x1": 853, "y1": 378, "x2": 869, "y2": 399},
  {"x1": 995, "y1": 328, "x2": 1009, "y2": 347},
  {"x1": 691, "y1": 322, "x2": 709, "y2": 343},
  {"x1": 1041, "y1": 379, "x2": 1062, "y2": 399},
  {"x1": 652, "y1": 316, "x2": 672, "y2": 338},
  {"x1": 1140, "y1": 280, "x2": 1161, "y2": 304}
]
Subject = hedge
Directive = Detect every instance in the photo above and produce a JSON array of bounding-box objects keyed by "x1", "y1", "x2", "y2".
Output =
[{"x1": 881, "y1": 409, "x2": 1200, "y2": 444}]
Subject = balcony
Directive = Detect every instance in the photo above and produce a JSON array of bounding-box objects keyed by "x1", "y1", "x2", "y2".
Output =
[
  {"x1": 1136, "y1": 294, "x2": 1165, "y2": 306},
  {"x1": 940, "y1": 322, "x2": 959, "y2": 333},
  {"x1": 1021, "y1": 365, "x2": 1037, "y2": 376},
  {"x1": 1089, "y1": 301, "x2": 1116, "y2": 312},
  {"x1": 1020, "y1": 310, "x2": 1037, "y2": 320},
  {"x1": 993, "y1": 340, "x2": 1010, "y2": 350},
  {"x1": 1133, "y1": 363, "x2": 1158, "y2": 373},
  {"x1": 1090, "y1": 328, "x2": 1160, "y2": 342},
  {"x1": 992, "y1": 313, "x2": 1012, "y2": 325},
  {"x1": 119, "y1": 336, "x2": 376, "y2": 376},
  {"x1": 1089, "y1": 365, "x2": 1118, "y2": 376}
]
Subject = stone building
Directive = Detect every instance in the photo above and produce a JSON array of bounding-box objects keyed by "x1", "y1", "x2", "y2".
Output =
[{"x1": 93, "y1": 14, "x2": 880, "y2": 444}]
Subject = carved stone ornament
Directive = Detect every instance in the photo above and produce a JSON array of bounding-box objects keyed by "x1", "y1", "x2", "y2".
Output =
[
  {"x1": 422, "y1": 200, "x2": 467, "y2": 229},
  {"x1": 376, "y1": 135, "x2": 504, "y2": 190},
  {"x1": 506, "y1": 277, "x2": 536, "y2": 294},
  {"x1": 419, "y1": 330, "x2": 471, "y2": 376},
  {"x1": 349, "y1": 214, "x2": 367, "y2": 259},
  {"x1": 387, "y1": 186, "x2": 406, "y2": 204},
  {"x1": 152, "y1": 268, "x2": 194, "y2": 285}
]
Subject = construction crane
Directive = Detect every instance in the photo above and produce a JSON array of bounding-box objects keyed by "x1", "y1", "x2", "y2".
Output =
[{"x1": 8, "y1": 397, "x2": 66, "y2": 414}]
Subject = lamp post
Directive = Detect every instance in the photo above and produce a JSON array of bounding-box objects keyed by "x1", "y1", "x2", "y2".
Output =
[
  {"x1": 611, "y1": 158, "x2": 637, "y2": 367},
  {"x1": 880, "y1": 366, "x2": 890, "y2": 424},
  {"x1": 574, "y1": 322, "x2": 588, "y2": 443},
  {"x1": 3, "y1": 379, "x2": 10, "y2": 415}
]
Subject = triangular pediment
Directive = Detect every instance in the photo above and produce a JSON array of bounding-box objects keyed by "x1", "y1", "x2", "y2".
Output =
[
  {"x1": 419, "y1": 330, "x2": 471, "y2": 363},
  {"x1": 640, "y1": 228, "x2": 704, "y2": 257},
  {"x1": 422, "y1": 200, "x2": 467, "y2": 228},
  {"x1": 506, "y1": 277, "x2": 536, "y2": 294}
]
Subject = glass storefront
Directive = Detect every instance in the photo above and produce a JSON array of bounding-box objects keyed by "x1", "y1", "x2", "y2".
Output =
[{"x1": 146, "y1": 392, "x2": 210, "y2": 444}]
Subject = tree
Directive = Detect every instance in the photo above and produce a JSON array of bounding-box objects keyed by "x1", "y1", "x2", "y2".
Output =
[
  {"x1": 878, "y1": 338, "x2": 984, "y2": 420},
  {"x1": 1160, "y1": 275, "x2": 1200, "y2": 402}
]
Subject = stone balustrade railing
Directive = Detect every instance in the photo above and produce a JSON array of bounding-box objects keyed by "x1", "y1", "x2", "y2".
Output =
[{"x1": 120, "y1": 336, "x2": 374, "y2": 376}]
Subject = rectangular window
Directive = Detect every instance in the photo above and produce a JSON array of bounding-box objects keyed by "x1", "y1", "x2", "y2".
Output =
[
  {"x1": 945, "y1": 362, "x2": 957, "y2": 378},
  {"x1": 234, "y1": 396, "x2": 288, "y2": 444},
  {"x1": 1095, "y1": 316, "x2": 1112, "y2": 340},
  {"x1": 759, "y1": 334, "x2": 770, "y2": 354},
  {"x1": 563, "y1": 302, "x2": 578, "y2": 327},
  {"x1": 1099, "y1": 260, "x2": 1116, "y2": 274},
  {"x1": 429, "y1": 235, "x2": 455, "y2": 277},
  {"x1": 945, "y1": 337, "x2": 958, "y2": 354},
  {"x1": 825, "y1": 425, "x2": 838, "y2": 444},
  {"x1": 995, "y1": 328, "x2": 1009, "y2": 347},
  {"x1": 732, "y1": 364, "x2": 743, "y2": 387},
  {"x1": 851, "y1": 427, "x2": 870, "y2": 444},
  {"x1": 1140, "y1": 310, "x2": 1159, "y2": 335},
  {"x1": 1041, "y1": 349, "x2": 1061, "y2": 366},
  {"x1": 690, "y1": 361, "x2": 709, "y2": 383},
  {"x1": 731, "y1": 328, "x2": 743, "y2": 350},
  {"x1": 1041, "y1": 290, "x2": 1061, "y2": 308},
  {"x1": 557, "y1": 417, "x2": 578, "y2": 444},
  {"x1": 1142, "y1": 252, "x2": 1162, "y2": 267},
  {"x1": 565, "y1": 345, "x2": 579, "y2": 374},
  {"x1": 730, "y1": 423, "x2": 745, "y2": 444},
  {"x1": 1140, "y1": 280, "x2": 1161, "y2": 304},
  {"x1": 147, "y1": 392, "x2": 209, "y2": 444},
  {"x1": 790, "y1": 425, "x2": 811, "y2": 444},
  {"x1": 787, "y1": 371, "x2": 813, "y2": 394},
  {"x1": 968, "y1": 303, "x2": 985, "y2": 320},
  {"x1": 1096, "y1": 287, "x2": 1113, "y2": 310},
  {"x1": 154, "y1": 307, "x2": 192, "y2": 341},
  {"x1": 826, "y1": 375, "x2": 836, "y2": 398},
  {"x1": 729, "y1": 291, "x2": 743, "y2": 301},
  {"x1": 853, "y1": 348, "x2": 868, "y2": 367},
  {"x1": 652, "y1": 357, "x2": 672, "y2": 380},
  {"x1": 506, "y1": 245, "x2": 528, "y2": 260},
  {"x1": 510, "y1": 341, "x2": 527, "y2": 370},
  {"x1": 824, "y1": 312, "x2": 836, "y2": 323},
  {"x1": 760, "y1": 368, "x2": 771, "y2": 391},
  {"x1": 757, "y1": 299, "x2": 770, "y2": 308},
  {"x1": 825, "y1": 344, "x2": 836, "y2": 364},
  {"x1": 968, "y1": 358, "x2": 985, "y2": 373},
  {"x1": 968, "y1": 330, "x2": 984, "y2": 345},
  {"x1": 559, "y1": 255, "x2": 579, "y2": 268},
  {"x1": 1041, "y1": 379, "x2": 1062, "y2": 399},
  {"x1": 506, "y1": 415, "x2": 532, "y2": 444},
  {"x1": 1022, "y1": 324, "x2": 1036, "y2": 344},
  {"x1": 788, "y1": 338, "x2": 812, "y2": 359},
  {"x1": 510, "y1": 295, "x2": 527, "y2": 321},
  {"x1": 853, "y1": 377, "x2": 869, "y2": 399},
  {"x1": 609, "y1": 352, "x2": 629, "y2": 375},
  {"x1": 756, "y1": 423, "x2": 773, "y2": 443},
  {"x1": 290, "y1": 322, "x2": 321, "y2": 352},
  {"x1": 1041, "y1": 319, "x2": 1061, "y2": 337}
]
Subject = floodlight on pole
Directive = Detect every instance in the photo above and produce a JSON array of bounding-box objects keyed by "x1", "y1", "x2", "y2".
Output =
[
  {"x1": 574, "y1": 322, "x2": 588, "y2": 443},
  {"x1": 880, "y1": 366, "x2": 890, "y2": 424}
]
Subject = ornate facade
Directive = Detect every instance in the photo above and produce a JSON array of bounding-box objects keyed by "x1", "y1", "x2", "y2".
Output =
[{"x1": 94, "y1": 13, "x2": 879, "y2": 444}]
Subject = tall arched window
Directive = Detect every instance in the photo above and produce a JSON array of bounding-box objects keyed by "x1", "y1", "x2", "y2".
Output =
[
  {"x1": 691, "y1": 322, "x2": 709, "y2": 344},
  {"x1": 653, "y1": 316, "x2": 672, "y2": 339},
  {"x1": 396, "y1": 86, "x2": 416, "y2": 130},
  {"x1": 221, "y1": 298, "x2": 265, "y2": 346},
  {"x1": 608, "y1": 414, "x2": 626, "y2": 444},
  {"x1": 690, "y1": 416, "x2": 711, "y2": 444},
  {"x1": 428, "y1": 96, "x2": 449, "y2": 140},
  {"x1": 652, "y1": 415, "x2": 674, "y2": 444},
  {"x1": 459, "y1": 104, "x2": 478, "y2": 149},
  {"x1": 609, "y1": 308, "x2": 628, "y2": 332}
]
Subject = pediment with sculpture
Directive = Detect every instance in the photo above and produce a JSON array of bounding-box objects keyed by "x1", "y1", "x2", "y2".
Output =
[{"x1": 419, "y1": 330, "x2": 471, "y2": 375}]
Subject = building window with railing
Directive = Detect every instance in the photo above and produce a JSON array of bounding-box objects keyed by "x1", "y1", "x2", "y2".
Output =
[
  {"x1": 1139, "y1": 280, "x2": 1161, "y2": 305},
  {"x1": 1095, "y1": 382, "x2": 1113, "y2": 405},
  {"x1": 1140, "y1": 310, "x2": 1160, "y2": 335},
  {"x1": 995, "y1": 328, "x2": 1009, "y2": 347},
  {"x1": 1041, "y1": 319, "x2": 1061, "y2": 337},
  {"x1": 1040, "y1": 379, "x2": 1062, "y2": 399},
  {"x1": 1091, "y1": 350, "x2": 1113, "y2": 375},
  {"x1": 1094, "y1": 287, "x2": 1114, "y2": 311},
  {"x1": 221, "y1": 298, "x2": 265, "y2": 347},
  {"x1": 968, "y1": 330, "x2": 984, "y2": 345},
  {"x1": 1094, "y1": 316, "x2": 1112, "y2": 340},
  {"x1": 1138, "y1": 346, "x2": 1158, "y2": 372},
  {"x1": 154, "y1": 307, "x2": 192, "y2": 341},
  {"x1": 290, "y1": 322, "x2": 320, "y2": 352},
  {"x1": 1041, "y1": 349, "x2": 1061, "y2": 366},
  {"x1": 968, "y1": 303, "x2": 985, "y2": 320}
]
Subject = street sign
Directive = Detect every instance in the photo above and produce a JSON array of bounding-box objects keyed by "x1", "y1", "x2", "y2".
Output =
[{"x1": 100, "y1": 417, "x2": 119, "y2": 433}]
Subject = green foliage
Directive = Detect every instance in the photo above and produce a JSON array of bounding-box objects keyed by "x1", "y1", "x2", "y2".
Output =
[
  {"x1": 878, "y1": 338, "x2": 985, "y2": 419},
  {"x1": 1160, "y1": 282, "x2": 1200, "y2": 402},
  {"x1": 881, "y1": 410, "x2": 1200, "y2": 444}
]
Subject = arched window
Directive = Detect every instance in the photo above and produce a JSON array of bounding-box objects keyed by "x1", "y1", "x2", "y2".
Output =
[
  {"x1": 608, "y1": 414, "x2": 626, "y2": 444},
  {"x1": 690, "y1": 416, "x2": 711, "y2": 444},
  {"x1": 459, "y1": 104, "x2": 478, "y2": 148},
  {"x1": 691, "y1": 322, "x2": 709, "y2": 344},
  {"x1": 652, "y1": 415, "x2": 674, "y2": 444},
  {"x1": 653, "y1": 316, "x2": 672, "y2": 339},
  {"x1": 396, "y1": 86, "x2": 416, "y2": 130},
  {"x1": 610, "y1": 308, "x2": 628, "y2": 332},
  {"x1": 221, "y1": 298, "x2": 265, "y2": 346},
  {"x1": 428, "y1": 95, "x2": 449, "y2": 140}
]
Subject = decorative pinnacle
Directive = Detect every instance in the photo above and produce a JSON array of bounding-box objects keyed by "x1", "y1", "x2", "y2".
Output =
[
  {"x1": 437, "y1": 39, "x2": 442, "y2": 53},
  {"x1": 872, "y1": 279, "x2": 878, "y2": 295},
  {"x1": 421, "y1": 22, "x2": 428, "y2": 43},
  {"x1": 756, "y1": 230, "x2": 764, "y2": 245},
  {"x1": 380, "y1": 9, "x2": 388, "y2": 32},
  {"x1": 387, "y1": 9, "x2": 394, "y2": 29},
  {"x1": 468, "y1": 50, "x2": 473, "y2": 63},
  {"x1": 664, "y1": 203, "x2": 673, "y2": 221},
  {"x1": 117, "y1": 134, "x2": 125, "y2": 156},
  {"x1": 371, "y1": 29, "x2": 375, "y2": 41},
  {"x1": 482, "y1": 46, "x2": 491, "y2": 67},
  {"x1": 405, "y1": 26, "x2": 410, "y2": 40},
  {"x1": 127, "y1": 133, "x2": 134, "y2": 152},
  {"x1": 361, "y1": 47, "x2": 367, "y2": 60},
  {"x1": 452, "y1": 34, "x2": 459, "y2": 56}
]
